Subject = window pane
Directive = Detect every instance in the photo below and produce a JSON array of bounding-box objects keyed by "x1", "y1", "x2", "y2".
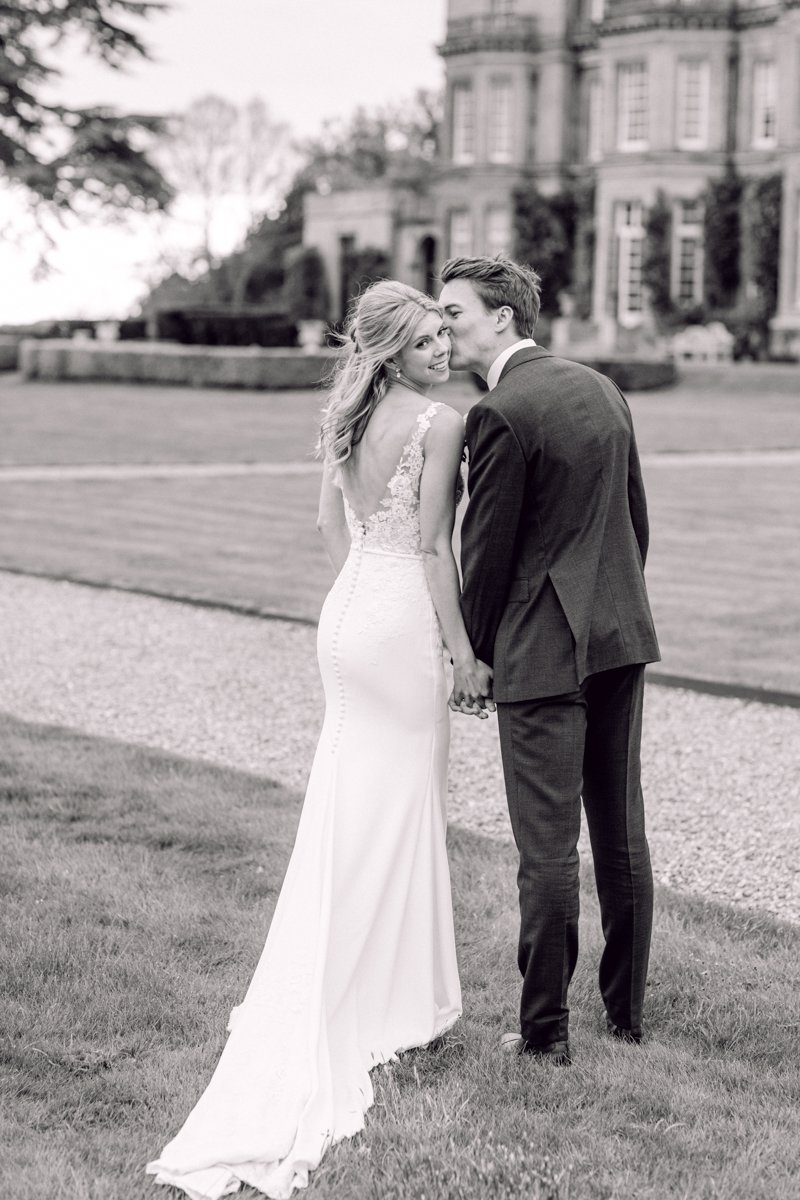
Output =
[
  {"x1": 614, "y1": 200, "x2": 644, "y2": 323},
  {"x1": 678, "y1": 238, "x2": 699, "y2": 303},
  {"x1": 617, "y1": 61, "x2": 648, "y2": 149},
  {"x1": 450, "y1": 210, "x2": 473, "y2": 258},
  {"x1": 452, "y1": 83, "x2": 475, "y2": 163},
  {"x1": 680, "y1": 198, "x2": 703, "y2": 225},
  {"x1": 488, "y1": 79, "x2": 513, "y2": 162},
  {"x1": 626, "y1": 237, "x2": 644, "y2": 312},
  {"x1": 588, "y1": 75, "x2": 602, "y2": 162},
  {"x1": 485, "y1": 207, "x2": 511, "y2": 257},
  {"x1": 752, "y1": 60, "x2": 777, "y2": 146},
  {"x1": 677, "y1": 59, "x2": 709, "y2": 148}
]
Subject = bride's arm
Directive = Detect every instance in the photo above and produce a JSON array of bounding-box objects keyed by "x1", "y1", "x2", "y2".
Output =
[
  {"x1": 419, "y1": 408, "x2": 493, "y2": 710},
  {"x1": 317, "y1": 467, "x2": 351, "y2": 573}
]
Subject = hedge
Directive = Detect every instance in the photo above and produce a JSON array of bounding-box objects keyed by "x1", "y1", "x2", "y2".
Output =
[{"x1": 154, "y1": 308, "x2": 298, "y2": 348}]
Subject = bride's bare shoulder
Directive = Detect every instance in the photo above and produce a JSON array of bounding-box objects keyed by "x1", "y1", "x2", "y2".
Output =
[
  {"x1": 431, "y1": 400, "x2": 466, "y2": 421},
  {"x1": 429, "y1": 401, "x2": 467, "y2": 436},
  {"x1": 423, "y1": 404, "x2": 466, "y2": 462}
]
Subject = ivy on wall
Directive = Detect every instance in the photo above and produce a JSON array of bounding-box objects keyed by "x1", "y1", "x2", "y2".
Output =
[
  {"x1": 512, "y1": 183, "x2": 576, "y2": 317},
  {"x1": 512, "y1": 166, "x2": 784, "y2": 342},
  {"x1": 571, "y1": 181, "x2": 596, "y2": 321},
  {"x1": 642, "y1": 190, "x2": 673, "y2": 321},
  {"x1": 744, "y1": 173, "x2": 782, "y2": 317},
  {"x1": 703, "y1": 165, "x2": 742, "y2": 310}
]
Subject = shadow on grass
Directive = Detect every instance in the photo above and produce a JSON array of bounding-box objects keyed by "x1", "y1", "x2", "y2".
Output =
[{"x1": 1, "y1": 713, "x2": 798, "y2": 1200}]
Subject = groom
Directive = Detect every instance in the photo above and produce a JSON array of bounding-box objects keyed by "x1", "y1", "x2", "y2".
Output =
[{"x1": 440, "y1": 255, "x2": 660, "y2": 1065}]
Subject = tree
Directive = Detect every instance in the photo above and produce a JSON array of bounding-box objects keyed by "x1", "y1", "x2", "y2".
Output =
[
  {"x1": 158, "y1": 94, "x2": 293, "y2": 294},
  {"x1": 144, "y1": 89, "x2": 441, "y2": 312},
  {"x1": 295, "y1": 89, "x2": 442, "y2": 193},
  {"x1": 0, "y1": 0, "x2": 171, "y2": 216}
]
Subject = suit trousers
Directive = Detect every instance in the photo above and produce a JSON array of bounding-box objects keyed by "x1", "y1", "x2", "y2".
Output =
[{"x1": 496, "y1": 663, "x2": 654, "y2": 1046}]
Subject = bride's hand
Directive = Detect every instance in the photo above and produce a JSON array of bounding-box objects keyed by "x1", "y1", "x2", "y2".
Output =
[{"x1": 450, "y1": 657, "x2": 495, "y2": 718}]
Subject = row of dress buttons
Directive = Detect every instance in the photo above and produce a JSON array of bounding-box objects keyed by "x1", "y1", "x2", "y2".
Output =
[{"x1": 329, "y1": 541, "x2": 363, "y2": 754}]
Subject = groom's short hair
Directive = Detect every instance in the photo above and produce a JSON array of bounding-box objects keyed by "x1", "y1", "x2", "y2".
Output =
[{"x1": 440, "y1": 255, "x2": 542, "y2": 339}]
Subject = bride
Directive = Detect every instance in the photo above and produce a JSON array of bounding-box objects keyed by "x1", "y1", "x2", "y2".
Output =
[{"x1": 146, "y1": 281, "x2": 492, "y2": 1199}]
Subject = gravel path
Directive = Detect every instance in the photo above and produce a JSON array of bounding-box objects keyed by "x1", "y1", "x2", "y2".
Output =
[
  {"x1": 1, "y1": 571, "x2": 797, "y2": 924},
  {"x1": 2, "y1": 448, "x2": 799, "y2": 482},
  {"x1": 0, "y1": 462, "x2": 321, "y2": 481}
]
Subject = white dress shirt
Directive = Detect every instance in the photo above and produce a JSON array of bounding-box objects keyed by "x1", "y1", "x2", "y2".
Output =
[{"x1": 486, "y1": 338, "x2": 537, "y2": 391}]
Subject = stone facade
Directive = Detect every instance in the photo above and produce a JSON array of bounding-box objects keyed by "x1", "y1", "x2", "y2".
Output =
[{"x1": 303, "y1": 0, "x2": 800, "y2": 355}]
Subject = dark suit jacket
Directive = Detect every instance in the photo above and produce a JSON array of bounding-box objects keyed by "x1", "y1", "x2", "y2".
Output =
[{"x1": 460, "y1": 346, "x2": 660, "y2": 702}]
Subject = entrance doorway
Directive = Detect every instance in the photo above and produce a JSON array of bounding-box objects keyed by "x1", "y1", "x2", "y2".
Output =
[{"x1": 419, "y1": 236, "x2": 437, "y2": 296}]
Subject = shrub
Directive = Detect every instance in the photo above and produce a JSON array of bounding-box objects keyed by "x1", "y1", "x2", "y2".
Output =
[
  {"x1": 713, "y1": 297, "x2": 772, "y2": 362},
  {"x1": 154, "y1": 308, "x2": 298, "y2": 347},
  {"x1": 118, "y1": 319, "x2": 148, "y2": 341}
]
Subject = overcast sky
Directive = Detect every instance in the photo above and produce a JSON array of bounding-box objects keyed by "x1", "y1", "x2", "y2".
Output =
[{"x1": 1, "y1": 0, "x2": 446, "y2": 323}]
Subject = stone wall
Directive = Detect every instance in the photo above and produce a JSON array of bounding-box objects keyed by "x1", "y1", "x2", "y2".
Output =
[
  {"x1": 0, "y1": 336, "x2": 20, "y2": 371},
  {"x1": 19, "y1": 341, "x2": 338, "y2": 390}
]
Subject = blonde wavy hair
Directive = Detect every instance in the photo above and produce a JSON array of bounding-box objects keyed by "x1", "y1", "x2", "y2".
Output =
[{"x1": 319, "y1": 280, "x2": 442, "y2": 467}]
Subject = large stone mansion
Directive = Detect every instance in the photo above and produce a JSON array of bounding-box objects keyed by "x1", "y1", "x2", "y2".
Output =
[{"x1": 304, "y1": 0, "x2": 800, "y2": 355}]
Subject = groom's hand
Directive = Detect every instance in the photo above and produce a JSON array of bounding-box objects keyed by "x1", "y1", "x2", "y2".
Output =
[{"x1": 450, "y1": 659, "x2": 495, "y2": 718}]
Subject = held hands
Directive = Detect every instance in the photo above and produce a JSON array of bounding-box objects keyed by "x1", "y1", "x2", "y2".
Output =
[{"x1": 449, "y1": 658, "x2": 495, "y2": 719}]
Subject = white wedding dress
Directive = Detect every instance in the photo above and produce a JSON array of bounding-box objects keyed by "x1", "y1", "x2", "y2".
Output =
[{"x1": 147, "y1": 400, "x2": 462, "y2": 1199}]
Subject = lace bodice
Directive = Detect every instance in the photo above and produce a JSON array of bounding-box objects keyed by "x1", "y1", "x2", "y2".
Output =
[{"x1": 337, "y1": 401, "x2": 443, "y2": 557}]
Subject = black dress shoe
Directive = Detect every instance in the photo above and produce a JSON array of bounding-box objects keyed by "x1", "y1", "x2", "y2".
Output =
[
  {"x1": 500, "y1": 1032, "x2": 572, "y2": 1065},
  {"x1": 606, "y1": 1017, "x2": 642, "y2": 1044}
]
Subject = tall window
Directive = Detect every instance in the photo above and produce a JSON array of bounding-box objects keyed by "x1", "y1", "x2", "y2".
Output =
[
  {"x1": 617, "y1": 62, "x2": 649, "y2": 151},
  {"x1": 615, "y1": 201, "x2": 644, "y2": 325},
  {"x1": 587, "y1": 74, "x2": 602, "y2": 162},
  {"x1": 485, "y1": 207, "x2": 512, "y2": 257},
  {"x1": 449, "y1": 210, "x2": 473, "y2": 259},
  {"x1": 752, "y1": 59, "x2": 777, "y2": 147},
  {"x1": 488, "y1": 78, "x2": 513, "y2": 163},
  {"x1": 590, "y1": 0, "x2": 604, "y2": 21},
  {"x1": 452, "y1": 82, "x2": 475, "y2": 164},
  {"x1": 673, "y1": 199, "x2": 704, "y2": 305},
  {"x1": 677, "y1": 59, "x2": 710, "y2": 149}
]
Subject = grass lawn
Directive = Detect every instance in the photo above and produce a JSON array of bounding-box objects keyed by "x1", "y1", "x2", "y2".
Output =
[
  {"x1": 0, "y1": 474, "x2": 326, "y2": 621},
  {"x1": 2, "y1": 364, "x2": 799, "y2": 467},
  {"x1": 2, "y1": 713, "x2": 799, "y2": 1200},
  {"x1": 1, "y1": 461, "x2": 798, "y2": 690},
  {"x1": 625, "y1": 363, "x2": 800, "y2": 455},
  {"x1": 1, "y1": 363, "x2": 798, "y2": 689},
  {"x1": 643, "y1": 463, "x2": 800, "y2": 693},
  {"x1": 0, "y1": 379, "x2": 328, "y2": 467}
]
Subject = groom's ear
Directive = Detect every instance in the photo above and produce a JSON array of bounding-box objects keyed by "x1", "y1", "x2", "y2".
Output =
[{"x1": 495, "y1": 305, "x2": 514, "y2": 332}]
